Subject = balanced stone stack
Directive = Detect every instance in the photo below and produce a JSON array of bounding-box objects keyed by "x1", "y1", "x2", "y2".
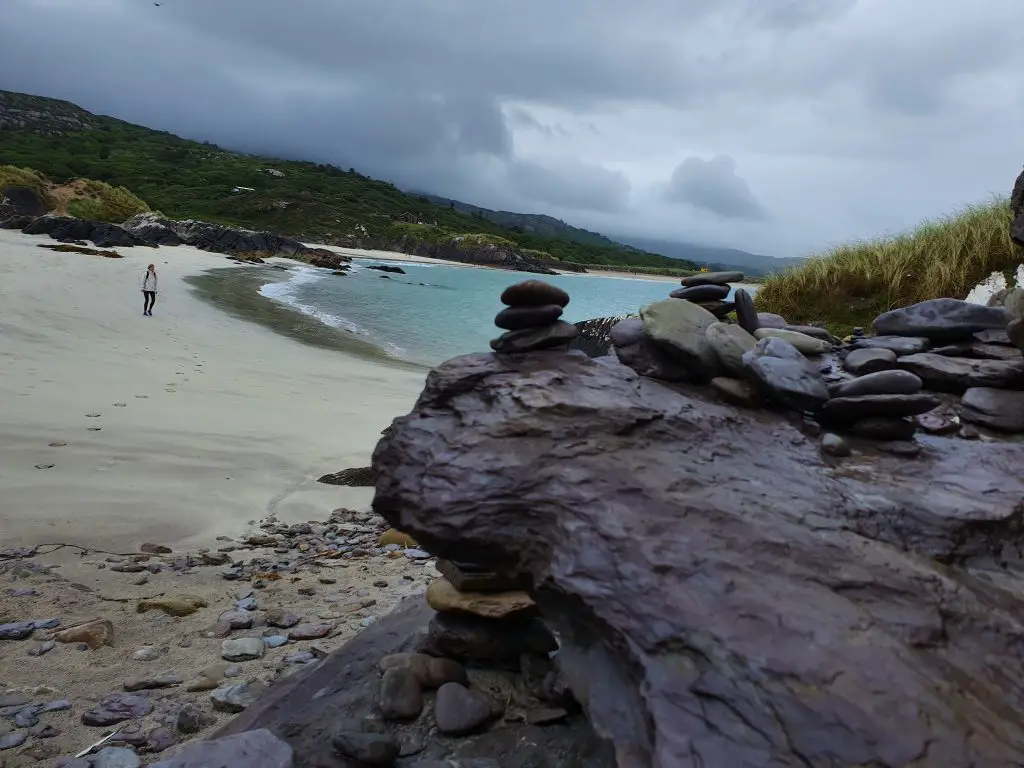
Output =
[
  {"x1": 424, "y1": 559, "x2": 555, "y2": 667},
  {"x1": 490, "y1": 280, "x2": 577, "y2": 353},
  {"x1": 670, "y1": 270, "x2": 743, "y2": 319}
]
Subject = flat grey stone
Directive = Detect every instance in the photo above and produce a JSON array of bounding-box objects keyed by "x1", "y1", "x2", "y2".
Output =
[
  {"x1": 221, "y1": 637, "x2": 265, "y2": 662},
  {"x1": 896, "y1": 353, "x2": 1024, "y2": 394},
  {"x1": 149, "y1": 729, "x2": 293, "y2": 768},
  {"x1": 829, "y1": 370, "x2": 923, "y2": 398},
  {"x1": 753, "y1": 327, "x2": 832, "y2": 356},
  {"x1": 851, "y1": 336, "x2": 931, "y2": 356},
  {"x1": 873, "y1": 298, "x2": 1009, "y2": 340},
  {"x1": 960, "y1": 388, "x2": 1024, "y2": 433},
  {"x1": 843, "y1": 347, "x2": 897, "y2": 375}
]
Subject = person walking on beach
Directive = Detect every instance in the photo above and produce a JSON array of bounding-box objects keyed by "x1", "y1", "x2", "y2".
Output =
[{"x1": 141, "y1": 264, "x2": 158, "y2": 316}]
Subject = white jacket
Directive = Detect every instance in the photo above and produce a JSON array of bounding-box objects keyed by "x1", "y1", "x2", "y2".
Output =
[{"x1": 142, "y1": 272, "x2": 158, "y2": 292}]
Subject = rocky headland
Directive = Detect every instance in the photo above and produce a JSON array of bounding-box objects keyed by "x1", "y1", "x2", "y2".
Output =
[{"x1": 0, "y1": 185, "x2": 564, "y2": 276}]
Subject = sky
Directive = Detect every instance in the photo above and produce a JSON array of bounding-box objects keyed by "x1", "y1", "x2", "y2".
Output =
[{"x1": 2, "y1": 0, "x2": 1023, "y2": 258}]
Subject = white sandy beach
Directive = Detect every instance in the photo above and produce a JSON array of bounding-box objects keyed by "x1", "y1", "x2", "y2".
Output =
[{"x1": 0, "y1": 230, "x2": 427, "y2": 551}]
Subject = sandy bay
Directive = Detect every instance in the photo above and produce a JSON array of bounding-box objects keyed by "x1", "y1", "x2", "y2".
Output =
[{"x1": 0, "y1": 229, "x2": 428, "y2": 552}]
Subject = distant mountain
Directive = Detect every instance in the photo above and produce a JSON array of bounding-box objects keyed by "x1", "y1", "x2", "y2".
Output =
[
  {"x1": 612, "y1": 235, "x2": 805, "y2": 276},
  {"x1": 415, "y1": 193, "x2": 619, "y2": 247},
  {"x1": 418, "y1": 193, "x2": 792, "y2": 276}
]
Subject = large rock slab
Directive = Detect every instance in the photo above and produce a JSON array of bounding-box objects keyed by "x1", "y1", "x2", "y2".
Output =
[
  {"x1": 373, "y1": 349, "x2": 1024, "y2": 768},
  {"x1": 639, "y1": 299, "x2": 718, "y2": 381},
  {"x1": 873, "y1": 298, "x2": 1009, "y2": 340},
  {"x1": 896, "y1": 353, "x2": 1024, "y2": 393}
]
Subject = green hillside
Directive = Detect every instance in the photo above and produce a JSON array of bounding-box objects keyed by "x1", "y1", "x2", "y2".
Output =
[{"x1": 0, "y1": 90, "x2": 698, "y2": 272}]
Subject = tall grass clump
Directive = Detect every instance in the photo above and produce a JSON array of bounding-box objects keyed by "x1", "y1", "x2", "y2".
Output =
[
  {"x1": 69, "y1": 180, "x2": 151, "y2": 223},
  {"x1": 0, "y1": 164, "x2": 47, "y2": 192},
  {"x1": 756, "y1": 200, "x2": 1022, "y2": 336}
]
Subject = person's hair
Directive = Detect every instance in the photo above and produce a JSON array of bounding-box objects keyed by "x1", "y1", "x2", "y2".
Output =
[{"x1": 147, "y1": 264, "x2": 156, "y2": 271}]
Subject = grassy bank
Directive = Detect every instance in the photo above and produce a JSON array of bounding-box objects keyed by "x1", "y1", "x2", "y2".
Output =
[{"x1": 755, "y1": 200, "x2": 1021, "y2": 336}]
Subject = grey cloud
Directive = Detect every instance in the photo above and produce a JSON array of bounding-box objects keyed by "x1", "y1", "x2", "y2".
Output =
[
  {"x1": 0, "y1": 0, "x2": 1023, "y2": 256},
  {"x1": 506, "y1": 160, "x2": 631, "y2": 214},
  {"x1": 664, "y1": 156, "x2": 767, "y2": 221}
]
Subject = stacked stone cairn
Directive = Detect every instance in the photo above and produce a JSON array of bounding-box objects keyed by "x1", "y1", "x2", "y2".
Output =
[
  {"x1": 350, "y1": 559, "x2": 564, "y2": 762},
  {"x1": 490, "y1": 279, "x2": 577, "y2": 353},
  {"x1": 599, "y1": 264, "x2": 1024, "y2": 455}
]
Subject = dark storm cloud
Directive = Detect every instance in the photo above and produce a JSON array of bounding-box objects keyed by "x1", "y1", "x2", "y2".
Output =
[
  {"x1": 664, "y1": 156, "x2": 767, "y2": 221},
  {"x1": 1, "y1": 0, "x2": 1023, "y2": 255}
]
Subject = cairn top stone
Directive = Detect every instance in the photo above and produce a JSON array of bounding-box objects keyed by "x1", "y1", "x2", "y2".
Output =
[
  {"x1": 500, "y1": 280, "x2": 570, "y2": 308},
  {"x1": 680, "y1": 270, "x2": 744, "y2": 287}
]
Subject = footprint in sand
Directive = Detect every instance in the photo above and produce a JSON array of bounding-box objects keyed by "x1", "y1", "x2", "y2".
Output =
[
  {"x1": 34, "y1": 463, "x2": 55, "y2": 470},
  {"x1": 85, "y1": 413, "x2": 101, "y2": 418},
  {"x1": 87, "y1": 427, "x2": 101, "y2": 431},
  {"x1": 113, "y1": 403, "x2": 127, "y2": 407},
  {"x1": 135, "y1": 395, "x2": 148, "y2": 399},
  {"x1": 48, "y1": 441, "x2": 67, "y2": 447}
]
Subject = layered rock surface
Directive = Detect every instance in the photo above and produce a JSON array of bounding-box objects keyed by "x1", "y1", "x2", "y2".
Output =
[{"x1": 372, "y1": 349, "x2": 1024, "y2": 767}]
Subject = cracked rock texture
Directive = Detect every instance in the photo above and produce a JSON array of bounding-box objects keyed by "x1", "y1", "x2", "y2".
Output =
[{"x1": 372, "y1": 349, "x2": 1024, "y2": 767}]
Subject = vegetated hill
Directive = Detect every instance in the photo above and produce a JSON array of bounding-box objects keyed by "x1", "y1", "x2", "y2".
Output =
[
  {"x1": 612, "y1": 234, "x2": 805, "y2": 277},
  {"x1": 414, "y1": 192, "x2": 619, "y2": 247},
  {"x1": 0, "y1": 89, "x2": 699, "y2": 272},
  {"x1": 755, "y1": 200, "x2": 1021, "y2": 336},
  {"x1": 418, "y1": 191, "x2": 782, "y2": 275}
]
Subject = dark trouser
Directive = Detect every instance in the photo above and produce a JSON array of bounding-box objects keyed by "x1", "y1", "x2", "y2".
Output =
[{"x1": 143, "y1": 290, "x2": 156, "y2": 313}]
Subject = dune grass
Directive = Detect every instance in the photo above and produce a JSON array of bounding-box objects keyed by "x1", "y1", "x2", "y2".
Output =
[{"x1": 755, "y1": 200, "x2": 1022, "y2": 336}]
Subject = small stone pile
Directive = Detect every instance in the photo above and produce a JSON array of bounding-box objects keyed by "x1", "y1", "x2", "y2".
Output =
[
  {"x1": 337, "y1": 560, "x2": 563, "y2": 762},
  {"x1": 669, "y1": 270, "x2": 743, "y2": 319},
  {"x1": 490, "y1": 280, "x2": 577, "y2": 353},
  {"x1": 424, "y1": 559, "x2": 554, "y2": 666}
]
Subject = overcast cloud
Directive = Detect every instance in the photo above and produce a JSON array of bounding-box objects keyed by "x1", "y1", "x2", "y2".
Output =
[{"x1": 1, "y1": 0, "x2": 1023, "y2": 257}]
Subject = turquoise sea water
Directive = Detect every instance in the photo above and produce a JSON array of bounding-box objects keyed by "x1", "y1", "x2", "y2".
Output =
[{"x1": 259, "y1": 258, "x2": 756, "y2": 366}]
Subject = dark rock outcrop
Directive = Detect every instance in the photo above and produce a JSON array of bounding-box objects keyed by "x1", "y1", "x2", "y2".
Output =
[
  {"x1": 22, "y1": 215, "x2": 151, "y2": 248},
  {"x1": 316, "y1": 466, "x2": 375, "y2": 487},
  {"x1": 372, "y1": 349, "x2": 1024, "y2": 767},
  {"x1": 119, "y1": 213, "x2": 351, "y2": 268},
  {"x1": 1011, "y1": 164, "x2": 1024, "y2": 247},
  {"x1": 367, "y1": 264, "x2": 406, "y2": 274},
  {"x1": 0, "y1": 185, "x2": 48, "y2": 220}
]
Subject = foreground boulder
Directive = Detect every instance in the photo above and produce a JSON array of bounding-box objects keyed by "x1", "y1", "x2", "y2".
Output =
[{"x1": 372, "y1": 349, "x2": 1024, "y2": 767}]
